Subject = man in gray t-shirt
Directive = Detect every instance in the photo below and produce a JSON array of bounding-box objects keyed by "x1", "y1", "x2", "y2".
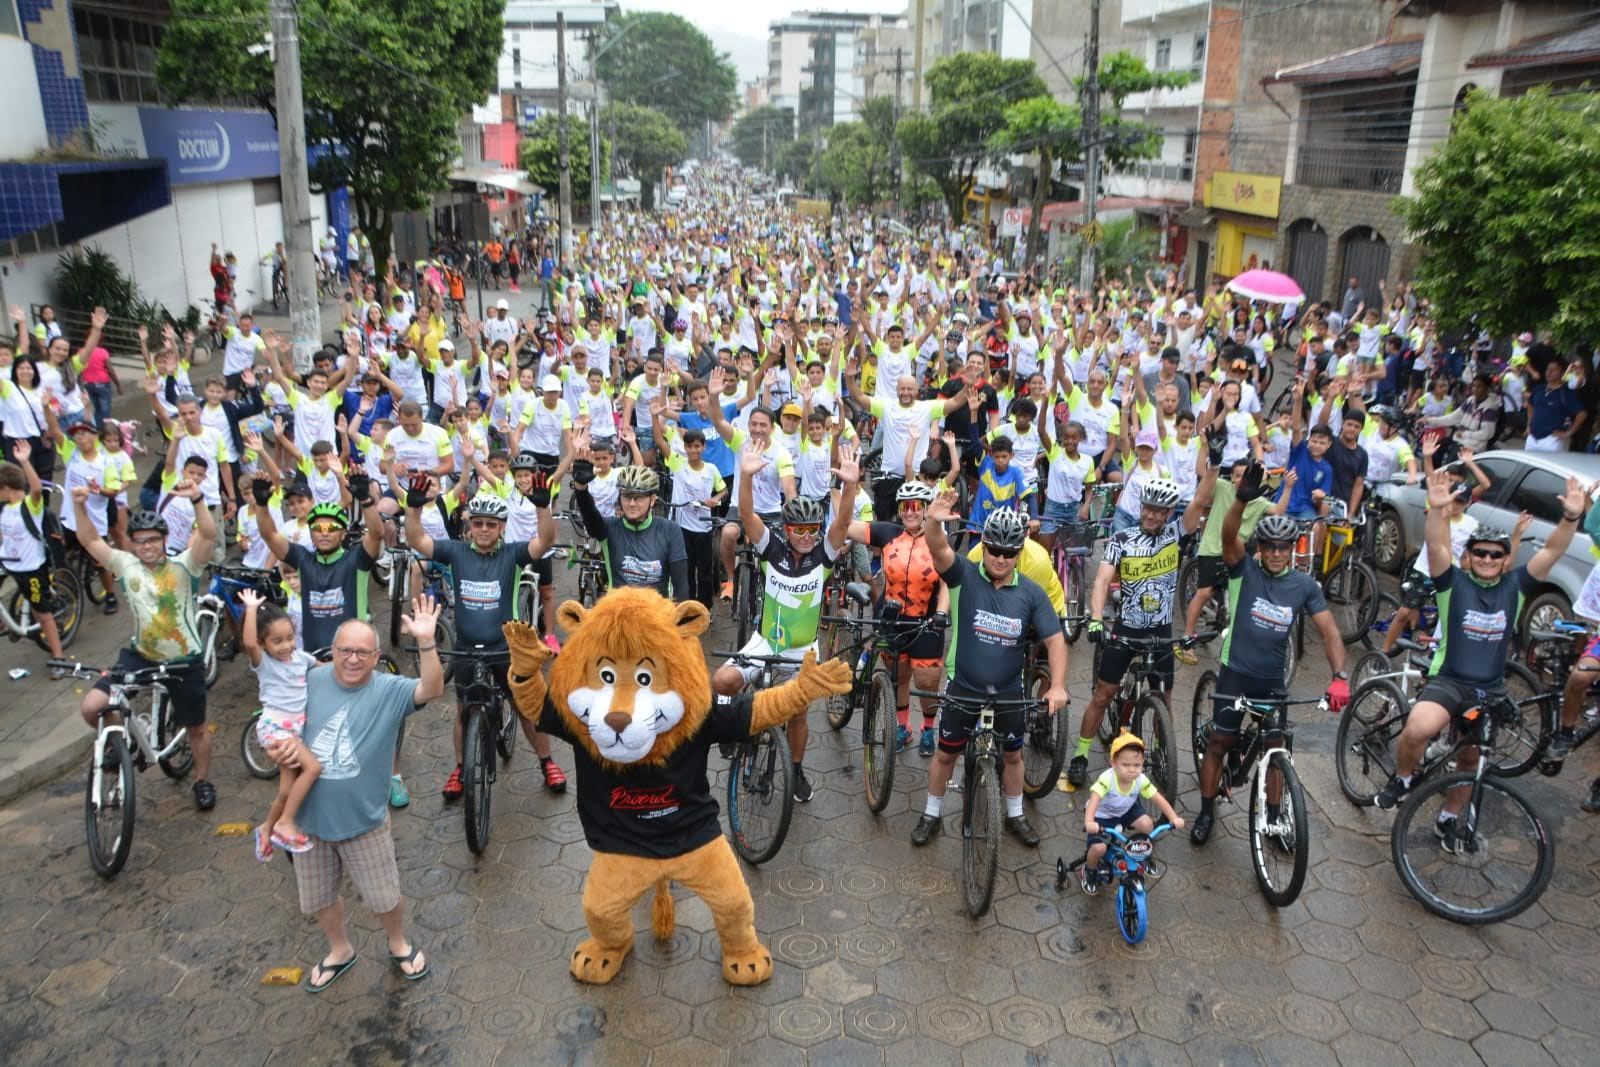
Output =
[{"x1": 269, "y1": 607, "x2": 444, "y2": 992}]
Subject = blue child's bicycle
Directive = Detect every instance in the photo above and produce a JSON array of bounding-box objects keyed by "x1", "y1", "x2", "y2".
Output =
[{"x1": 1057, "y1": 822, "x2": 1175, "y2": 945}]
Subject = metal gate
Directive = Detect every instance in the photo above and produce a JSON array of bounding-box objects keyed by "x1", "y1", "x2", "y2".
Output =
[
  {"x1": 1287, "y1": 221, "x2": 1327, "y2": 305},
  {"x1": 1339, "y1": 231, "x2": 1390, "y2": 309},
  {"x1": 1192, "y1": 240, "x2": 1210, "y2": 290}
]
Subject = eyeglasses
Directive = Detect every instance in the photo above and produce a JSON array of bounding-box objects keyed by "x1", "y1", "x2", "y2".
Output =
[
  {"x1": 309, "y1": 522, "x2": 346, "y2": 534},
  {"x1": 1470, "y1": 547, "x2": 1507, "y2": 561},
  {"x1": 984, "y1": 543, "x2": 1021, "y2": 559},
  {"x1": 786, "y1": 524, "x2": 821, "y2": 538},
  {"x1": 468, "y1": 518, "x2": 503, "y2": 529},
  {"x1": 333, "y1": 646, "x2": 379, "y2": 660}
]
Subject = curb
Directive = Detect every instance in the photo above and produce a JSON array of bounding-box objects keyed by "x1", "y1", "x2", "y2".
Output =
[{"x1": 0, "y1": 717, "x2": 93, "y2": 806}]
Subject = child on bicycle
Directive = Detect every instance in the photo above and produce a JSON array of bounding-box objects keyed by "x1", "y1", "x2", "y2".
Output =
[
  {"x1": 238, "y1": 587, "x2": 320, "y2": 859},
  {"x1": 0, "y1": 452, "x2": 66, "y2": 667},
  {"x1": 1078, "y1": 731, "x2": 1183, "y2": 893}
]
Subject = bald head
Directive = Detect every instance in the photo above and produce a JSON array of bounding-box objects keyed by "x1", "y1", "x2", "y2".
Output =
[{"x1": 331, "y1": 619, "x2": 382, "y2": 685}]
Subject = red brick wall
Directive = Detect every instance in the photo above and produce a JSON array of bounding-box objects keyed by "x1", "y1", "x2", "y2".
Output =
[{"x1": 1195, "y1": 4, "x2": 1243, "y2": 203}]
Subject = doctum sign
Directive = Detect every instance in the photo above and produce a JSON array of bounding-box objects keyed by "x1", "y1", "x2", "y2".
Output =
[{"x1": 138, "y1": 108, "x2": 282, "y2": 186}]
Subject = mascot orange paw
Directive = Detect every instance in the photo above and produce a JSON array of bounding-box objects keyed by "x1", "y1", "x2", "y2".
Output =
[
  {"x1": 570, "y1": 937, "x2": 632, "y2": 984},
  {"x1": 721, "y1": 944, "x2": 774, "y2": 986}
]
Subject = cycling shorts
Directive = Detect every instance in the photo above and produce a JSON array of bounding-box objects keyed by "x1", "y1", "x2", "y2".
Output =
[
  {"x1": 936, "y1": 684, "x2": 1027, "y2": 753},
  {"x1": 1210, "y1": 665, "x2": 1286, "y2": 736},
  {"x1": 6, "y1": 565, "x2": 53, "y2": 608},
  {"x1": 886, "y1": 616, "x2": 943, "y2": 667},
  {"x1": 1192, "y1": 554, "x2": 1228, "y2": 591},
  {"x1": 1095, "y1": 625, "x2": 1174, "y2": 690},
  {"x1": 1417, "y1": 676, "x2": 1507, "y2": 724},
  {"x1": 93, "y1": 648, "x2": 208, "y2": 727},
  {"x1": 724, "y1": 633, "x2": 813, "y2": 688}
]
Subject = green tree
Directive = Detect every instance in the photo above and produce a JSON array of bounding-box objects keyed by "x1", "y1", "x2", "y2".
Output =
[
  {"x1": 895, "y1": 53, "x2": 1046, "y2": 224},
  {"x1": 820, "y1": 122, "x2": 890, "y2": 207},
  {"x1": 1054, "y1": 216, "x2": 1159, "y2": 286},
  {"x1": 602, "y1": 102, "x2": 686, "y2": 208},
  {"x1": 774, "y1": 138, "x2": 815, "y2": 188},
  {"x1": 730, "y1": 106, "x2": 795, "y2": 170},
  {"x1": 157, "y1": 0, "x2": 503, "y2": 269},
  {"x1": 1397, "y1": 87, "x2": 1600, "y2": 348},
  {"x1": 991, "y1": 96, "x2": 1081, "y2": 263},
  {"x1": 519, "y1": 114, "x2": 611, "y2": 207},
  {"x1": 595, "y1": 12, "x2": 738, "y2": 138},
  {"x1": 1080, "y1": 51, "x2": 1193, "y2": 172}
]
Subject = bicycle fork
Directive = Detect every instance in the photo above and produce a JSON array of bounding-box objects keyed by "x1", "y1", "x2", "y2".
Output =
[{"x1": 92, "y1": 722, "x2": 132, "y2": 801}]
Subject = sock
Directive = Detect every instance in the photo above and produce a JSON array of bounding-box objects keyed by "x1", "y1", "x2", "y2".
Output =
[
  {"x1": 1073, "y1": 735, "x2": 1093, "y2": 759},
  {"x1": 1200, "y1": 795, "x2": 1215, "y2": 817},
  {"x1": 1398, "y1": 773, "x2": 1412, "y2": 788},
  {"x1": 1005, "y1": 794, "x2": 1024, "y2": 818},
  {"x1": 793, "y1": 761, "x2": 803, "y2": 777},
  {"x1": 924, "y1": 794, "x2": 943, "y2": 817},
  {"x1": 897, "y1": 706, "x2": 910, "y2": 730}
]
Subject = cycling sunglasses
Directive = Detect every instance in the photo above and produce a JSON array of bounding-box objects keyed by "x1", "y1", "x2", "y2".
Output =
[
  {"x1": 1258, "y1": 540, "x2": 1294, "y2": 552},
  {"x1": 983, "y1": 542, "x2": 1021, "y2": 559},
  {"x1": 786, "y1": 523, "x2": 821, "y2": 538},
  {"x1": 898, "y1": 500, "x2": 926, "y2": 514},
  {"x1": 1469, "y1": 547, "x2": 1507, "y2": 561},
  {"x1": 309, "y1": 521, "x2": 347, "y2": 534}
]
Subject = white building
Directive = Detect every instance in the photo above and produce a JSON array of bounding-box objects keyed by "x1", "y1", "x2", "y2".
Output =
[
  {"x1": 497, "y1": 1, "x2": 618, "y2": 127},
  {"x1": 1101, "y1": 0, "x2": 1208, "y2": 206},
  {"x1": 767, "y1": 11, "x2": 880, "y2": 131}
]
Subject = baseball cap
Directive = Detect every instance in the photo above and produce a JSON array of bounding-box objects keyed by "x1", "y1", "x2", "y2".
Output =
[
  {"x1": 540, "y1": 374, "x2": 562, "y2": 392},
  {"x1": 495, "y1": 298, "x2": 510, "y2": 311},
  {"x1": 494, "y1": 367, "x2": 510, "y2": 379},
  {"x1": 780, "y1": 402, "x2": 802, "y2": 418},
  {"x1": 437, "y1": 338, "x2": 455, "y2": 352},
  {"x1": 1109, "y1": 730, "x2": 1146, "y2": 760},
  {"x1": 1134, "y1": 429, "x2": 1159, "y2": 450}
]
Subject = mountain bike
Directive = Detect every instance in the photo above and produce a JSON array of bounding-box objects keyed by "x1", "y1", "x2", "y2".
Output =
[
  {"x1": 1090, "y1": 632, "x2": 1208, "y2": 802},
  {"x1": 1052, "y1": 519, "x2": 1105, "y2": 644},
  {"x1": 439, "y1": 646, "x2": 517, "y2": 855},
  {"x1": 50, "y1": 659, "x2": 192, "y2": 877},
  {"x1": 1386, "y1": 692, "x2": 1555, "y2": 925},
  {"x1": 1020, "y1": 635, "x2": 1071, "y2": 798},
  {"x1": 1288, "y1": 503, "x2": 1379, "y2": 644},
  {"x1": 819, "y1": 569, "x2": 867, "y2": 729},
  {"x1": 713, "y1": 517, "x2": 764, "y2": 646},
  {"x1": 195, "y1": 565, "x2": 285, "y2": 689},
  {"x1": 0, "y1": 564, "x2": 83, "y2": 651},
  {"x1": 1057, "y1": 822, "x2": 1175, "y2": 945},
  {"x1": 1190, "y1": 675, "x2": 1325, "y2": 906},
  {"x1": 1526, "y1": 620, "x2": 1600, "y2": 777},
  {"x1": 716, "y1": 651, "x2": 799, "y2": 864},
  {"x1": 914, "y1": 687, "x2": 1044, "y2": 918},
  {"x1": 820, "y1": 587, "x2": 945, "y2": 812}
]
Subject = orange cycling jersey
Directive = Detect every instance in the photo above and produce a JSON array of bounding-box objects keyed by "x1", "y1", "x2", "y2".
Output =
[
  {"x1": 446, "y1": 270, "x2": 466, "y2": 301},
  {"x1": 871, "y1": 523, "x2": 940, "y2": 616}
]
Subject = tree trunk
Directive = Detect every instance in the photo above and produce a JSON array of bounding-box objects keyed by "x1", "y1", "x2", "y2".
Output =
[{"x1": 1025, "y1": 148, "x2": 1050, "y2": 265}]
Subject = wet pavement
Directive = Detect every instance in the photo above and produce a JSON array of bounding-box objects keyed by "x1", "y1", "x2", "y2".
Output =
[{"x1": 3, "y1": 573, "x2": 1600, "y2": 1067}]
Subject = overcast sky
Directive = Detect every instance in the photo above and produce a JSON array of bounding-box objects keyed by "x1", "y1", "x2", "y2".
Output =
[{"x1": 625, "y1": 1, "x2": 910, "y2": 85}]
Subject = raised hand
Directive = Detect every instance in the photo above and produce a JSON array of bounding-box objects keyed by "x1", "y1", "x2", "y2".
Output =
[
  {"x1": 739, "y1": 442, "x2": 770, "y2": 476},
  {"x1": 1560, "y1": 476, "x2": 1588, "y2": 520},
  {"x1": 11, "y1": 438, "x2": 30, "y2": 462},
  {"x1": 400, "y1": 593, "x2": 441, "y2": 646},
  {"x1": 831, "y1": 440, "x2": 861, "y2": 486},
  {"x1": 250, "y1": 473, "x2": 274, "y2": 505},
  {"x1": 237, "y1": 587, "x2": 265, "y2": 610},
  {"x1": 927, "y1": 486, "x2": 959, "y2": 524},
  {"x1": 1425, "y1": 467, "x2": 1456, "y2": 510}
]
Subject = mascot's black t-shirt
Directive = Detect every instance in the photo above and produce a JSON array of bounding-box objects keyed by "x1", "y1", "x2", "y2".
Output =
[{"x1": 538, "y1": 693, "x2": 755, "y2": 858}]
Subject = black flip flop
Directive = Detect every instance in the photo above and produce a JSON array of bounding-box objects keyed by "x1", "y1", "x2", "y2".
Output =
[
  {"x1": 306, "y1": 954, "x2": 358, "y2": 993},
  {"x1": 390, "y1": 944, "x2": 429, "y2": 982}
]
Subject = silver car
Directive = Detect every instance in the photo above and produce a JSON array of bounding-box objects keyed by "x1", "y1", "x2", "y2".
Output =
[{"x1": 1370, "y1": 449, "x2": 1599, "y2": 643}]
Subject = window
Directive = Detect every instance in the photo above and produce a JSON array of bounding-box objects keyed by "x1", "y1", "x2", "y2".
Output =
[
  {"x1": 74, "y1": 6, "x2": 164, "y2": 103},
  {"x1": 253, "y1": 178, "x2": 281, "y2": 206},
  {"x1": 1155, "y1": 38, "x2": 1172, "y2": 71},
  {"x1": 513, "y1": 47, "x2": 521, "y2": 77},
  {"x1": 1468, "y1": 457, "x2": 1520, "y2": 505},
  {"x1": 1, "y1": 0, "x2": 20, "y2": 38},
  {"x1": 1508, "y1": 467, "x2": 1568, "y2": 526},
  {"x1": 1193, "y1": 33, "x2": 1207, "y2": 68}
]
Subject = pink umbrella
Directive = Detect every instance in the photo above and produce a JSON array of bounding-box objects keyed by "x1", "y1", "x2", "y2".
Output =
[{"x1": 1226, "y1": 269, "x2": 1304, "y2": 304}]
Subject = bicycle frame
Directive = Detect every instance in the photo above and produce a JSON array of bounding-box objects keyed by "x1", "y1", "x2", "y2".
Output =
[
  {"x1": 0, "y1": 581, "x2": 40, "y2": 638},
  {"x1": 90, "y1": 680, "x2": 185, "y2": 793}
]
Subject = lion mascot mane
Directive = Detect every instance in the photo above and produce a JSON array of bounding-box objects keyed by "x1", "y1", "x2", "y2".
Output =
[{"x1": 504, "y1": 587, "x2": 850, "y2": 986}]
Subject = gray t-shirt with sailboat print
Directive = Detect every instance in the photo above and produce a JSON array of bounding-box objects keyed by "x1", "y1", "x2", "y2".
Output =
[{"x1": 296, "y1": 666, "x2": 423, "y2": 842}]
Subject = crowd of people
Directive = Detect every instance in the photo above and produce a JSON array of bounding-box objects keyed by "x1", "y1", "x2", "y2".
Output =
[{"x1": 1, "y1": 159, "x2": 1598, "y2": 988}]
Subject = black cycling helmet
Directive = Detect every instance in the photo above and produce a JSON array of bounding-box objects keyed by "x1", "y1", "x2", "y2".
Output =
[
  {"x1": 782, "y1": 496, "x2": 826, "y2": 526},
  {"x1": 127, "y1": 510, "x2": 168, "y2": 536},
  {"x1": 1369, "y1": 404, "x2": 1400, "y2": 425},
  {"x1": 1465, "y1": 526, "x2": 1512, "y2": 552}
]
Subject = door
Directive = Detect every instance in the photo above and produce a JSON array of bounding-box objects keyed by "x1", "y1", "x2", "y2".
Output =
[
  {"x1": 1339, "y1": 230, "x2": 1390, "y2": 309},
  {"x1": 1192, "y1": 240, "x2": 1210, "y2": 290},
  {"x1": 1286, "y1": 220, "x2": 1327, "y2": 305}
]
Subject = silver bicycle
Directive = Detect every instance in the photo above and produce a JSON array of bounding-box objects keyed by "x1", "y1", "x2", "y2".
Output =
[{"x1": 50, "y1": 659, "x2": 193, "y2": 878}]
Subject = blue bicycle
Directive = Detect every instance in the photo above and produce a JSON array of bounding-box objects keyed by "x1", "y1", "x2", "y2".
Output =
[{"x1": 1057, "y1": 822, "x2": 1174, "y2": 945}]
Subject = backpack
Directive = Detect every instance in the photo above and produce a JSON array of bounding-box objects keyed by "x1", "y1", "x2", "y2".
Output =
[{"x1": 18, "y1": 501, "x2": 67, "y2": 569}]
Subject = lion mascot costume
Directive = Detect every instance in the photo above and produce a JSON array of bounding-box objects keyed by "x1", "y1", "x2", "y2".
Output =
[{"x1": 503, "y1": 587, "x2": 850, "y2": 986}]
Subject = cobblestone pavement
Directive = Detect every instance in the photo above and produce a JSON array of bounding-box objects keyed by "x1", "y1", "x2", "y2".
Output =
[{"x1": 3, "y1": 571, "x2": 1600, "y2": 1067}]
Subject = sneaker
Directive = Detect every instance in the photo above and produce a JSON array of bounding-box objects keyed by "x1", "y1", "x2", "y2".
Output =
[
  {"x1": 919, "y1": 726, "x2": 936, "y2": 757},
  {"x1": 192, "y1": 779, "x2": 216, "y2": 811},
  {"x1": 792, "y1": 767, "x2": 814, "y2": 803},
  {"x1": 541, "y1": 758, "x2": 567, "y2": 793},
  {"x1": 895, "y1": 725, "x2": 910, "y2": 752},
  {"x1": 442, "y1": 765, "x2": 464, "y2": 800},
  {"x1": 389, "y1": 775, "x2": 410, "y2": 809},
  {"x1": 543, "y1": 633, "x2": 562, "y2": 653},
  {"x1": 1374, "y1": 774, "x2": 1410, "y2": 811},
  {"x1": 103, "y1": 593, "x2": 119, "y2": 617},
  {"x1": 719, "y1": 580, "x2": 734, "y2": 602},
  {"x1": 1546, "y1": 728, "x2": 1579, "y2": 762},
  {"x1": 1174, "y1": 643, "x2": 1198, "y2": 665},
  {"x1": 1004, "y1": 814, "x2": 1040, "y2": 847},
  {"x1": 1067, "y1": 754, "x2": 1088, "y2": 787},
  {"x1": 1189, "y1": 811, "x2": 1214, "y2": 845},
  {"x1": 1582, "y1": 779, "x2": 1600, "y2": 814},
  {"x1": 1434, "y1": 818, "x2": 1462, "y2": 855},
  {"x1": 911, "y1": 813, "x2": 943, "y2": 846},
  {"x1": 1078, "y1": 863, "x2": 1098, "y2": 895}
]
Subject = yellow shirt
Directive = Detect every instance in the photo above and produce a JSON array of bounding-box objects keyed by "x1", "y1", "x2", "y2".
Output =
[{"x1": 965, "y1": 539, "x2": 1066, "y2": 618}]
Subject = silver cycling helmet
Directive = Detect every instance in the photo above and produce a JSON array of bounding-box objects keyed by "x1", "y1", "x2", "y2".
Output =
[
  {"x1": 465, "y1": 493, "x2": 509, "y2": 521},
  {"x1": 1140, "y1": 477, "x2": 1182, "y2": 511},
  {"x1": 982, "y1": 508, "x2": 1029, "y2": 551}
]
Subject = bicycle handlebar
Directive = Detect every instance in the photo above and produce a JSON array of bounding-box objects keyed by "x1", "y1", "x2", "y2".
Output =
[
  {"x1": 1211, "y1": 692, "x2": 1328, "y2": 708},
  {"x1": 909, "y1": 688, "x2": 1043, "y2": 708},
  {"x1": 1095, "y1": 823, "x2": 1176, "y2": 845},
  {"x1": 47, "y1": 659, "x2": 171, "y2": 683}
]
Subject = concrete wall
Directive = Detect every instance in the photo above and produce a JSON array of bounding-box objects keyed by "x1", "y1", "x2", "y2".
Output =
[
  {"x1": 0, "y1": 36, "x2": 49, "y2": 158},
  {"x1": 1276, "y1": 183, "x2": 1406, "y2": 302}
]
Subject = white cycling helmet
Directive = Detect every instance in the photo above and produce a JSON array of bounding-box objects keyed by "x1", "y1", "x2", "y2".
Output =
[
  {"x1": 1141, "y1": 478, "x2": 1182, "y2": 511},
  {"x1": 896, "y1": 481, "x2": 936, "y2": 504}
]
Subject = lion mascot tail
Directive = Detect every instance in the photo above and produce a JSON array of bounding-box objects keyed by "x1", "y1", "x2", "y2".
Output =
[{"x1": 651, "y1": 878, "x2": 675, "y2": 940}]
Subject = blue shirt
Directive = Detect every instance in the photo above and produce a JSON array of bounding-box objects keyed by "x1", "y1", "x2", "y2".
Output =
[
  {"x1": 341, "y1": 390, "x2": 394, "y2": 455},
  {"x1": 296, "y1": 668, "x2": 423, "y2": 842},
  {"x1": 1528, "y1": 383, "x2": 1584, "y2": 439},
  {"x1": 1281, "y1": 440, "x2": 1333, "y2": 516},
  {"x1": 679, "y1": 404, "x2": 737, "y2": 478},
  {"x1": 539, "y1": 256, "x2": 555, "y2": 281},
  {"x1": 834, "y1": 290, "x2": 854, "y2": 328},
  {"x1": 970, "y1": 455, "x2": 1032, "y2": 530}
]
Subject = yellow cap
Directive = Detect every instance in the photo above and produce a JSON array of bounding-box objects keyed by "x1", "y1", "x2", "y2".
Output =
[{"x1": 1109, "y1": 730, "x2": 1146, "y2": 760}]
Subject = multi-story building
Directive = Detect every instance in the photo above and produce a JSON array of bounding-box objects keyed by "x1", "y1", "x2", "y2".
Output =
[
  {"x1": 1269, "y1": 0, "x2": 1600, "y2": 306},
  {"x1": 855, "y1": 15, "x2": 915, "y2": 112},
  {"x1": 496, "y1": 0, "x2": 617, "y2": 128},
  {"x1": 766, "y1": 10, "x2": 881, "y2": 132}
]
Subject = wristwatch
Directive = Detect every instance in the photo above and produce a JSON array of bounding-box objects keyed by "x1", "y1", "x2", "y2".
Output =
[{"x1": 1333, "y1": 670, "x2": 1348, "y2": 680}]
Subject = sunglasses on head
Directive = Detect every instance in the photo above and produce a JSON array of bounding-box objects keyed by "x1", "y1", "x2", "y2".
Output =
[
  {"x1": 1470, "y1": 547, "x2": 1507, "y2": 560},
  {"x1": 983, "y1": 543, "x2": 1020, "y2": 559}
]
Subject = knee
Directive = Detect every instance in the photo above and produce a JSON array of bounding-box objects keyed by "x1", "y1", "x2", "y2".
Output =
[{"x1": 712, "y1": 670, "x2": 742, "y2": 696}]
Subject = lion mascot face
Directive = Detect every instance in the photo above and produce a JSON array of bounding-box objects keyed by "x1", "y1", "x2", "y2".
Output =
[{"x1": 547, "y1": 587, "x2": 712, "y2": 766}]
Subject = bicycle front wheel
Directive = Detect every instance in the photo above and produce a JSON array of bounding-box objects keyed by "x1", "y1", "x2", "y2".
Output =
[
  {"x1": 1349, "y1": 648, "x2": 1393, "y2": 692},
  {"x1": 1022, "y1": 664, "x2": 1068, "y2": 798},
  {"x1": 154, "y1": 690, "x2": 194, "y2": 780},
  {"x1": 727, "y1": 726, "x2": 794, "y2": 864},
  {"x1": 462, "y1": 708, "x2": 493, "y2": 855},
  {"x1": 39, "y1": 567, "x2": 83, "y2": 650},
  {"x1": 733, "y1": 561, "x2": 757, "y2": 647},
  {"x1": 961, "y1": 750, "x2": 1002, "y2": 918},
  {"x1": 1334, "y1": 679, "x2": 1408, "y2": 806},
  {"x1": 85, "y1": 733, "x2": 136, "y2": 878},
  {"x1": 863, "y1": 667, "x2": 897, "y2": 813},
  {"x1": 1391, "y1": 772, "x2": 1554, "y2": 925},
  {"x1": 1189, "y1": 669, "x2": 1218, "y2": 779},
  {"x1": 240, "y1": 713, "x2": 280, "y2": 780},
  {"x1": 1133, "y1": 693, "x2": 1178, "y2": 802},
  {"x1": 1059, "y1": 555, "x2": 1084, "y2": 644},
  {"x1": 1325, "y1": 561, "x2": 1380, "y2": 645},
  {"x1": 1250, "y1": 751, "x2": 1309, "y2": 907},
  {"x1": 822, "y1": 596, "x2": 859, "y2": 731},
  {"x1": 1115, "y1": 881, "x2": 1148, "y2": 945},
  {"x1": 1177, "y1": 558, "x2": 1224, "y2": 645}
]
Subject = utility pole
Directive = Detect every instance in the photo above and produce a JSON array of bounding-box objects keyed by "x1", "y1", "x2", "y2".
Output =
[
  {"x1": 762, "y1": 120, "x2": 769, "y2": 172},
  {"x1": 607, "y1": 105, "x2": 616, "y2": 221},
  {"x1": 268, "y1": 0, "x2": 321, "y2": 372},
  {"x1": 891, "y1": 46, "x2": 905, "y2": 208},
  {"x1": 556, "y1": 12, "x2": 572, "y2": 265},
  {"x1": 588, "y1": 32, "x2": 601, "y2": 232},
  {"x1": 1078, "y1": 0, "x2": 1102, "y2": 292}
]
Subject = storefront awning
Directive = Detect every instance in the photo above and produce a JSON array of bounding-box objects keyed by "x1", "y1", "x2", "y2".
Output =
[
  {"x1": 448, "y1": 166, "x2": 543, "y2": 197},
  {"x1": 0, "y1": 159, "x2": 170, "y2": 242},
  {"x1": 1016, "y1": 197, "x2": 1185, "y2": 228},
  {"x1": 1268, "y1": 38, "x2": 1422, "y2": 85}
]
